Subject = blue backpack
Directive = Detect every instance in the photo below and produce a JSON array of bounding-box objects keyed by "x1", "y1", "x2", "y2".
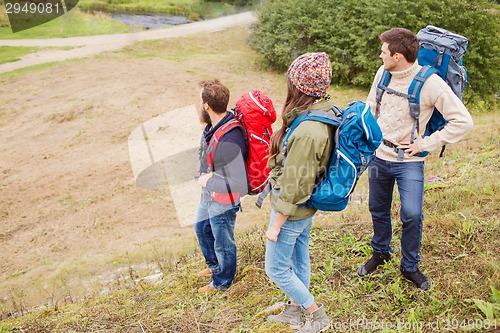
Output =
[
  {"x1": 376, "y1": 25, "x2": 468, "y2": 158},
  {"x1": 260, "y1": 101, "x2": 382, "y2": 212}
]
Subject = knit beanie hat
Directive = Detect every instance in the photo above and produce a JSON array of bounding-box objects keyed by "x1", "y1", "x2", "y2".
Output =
[{"x1": 287, "y1": 52, "x2": 332, "y2": 98}]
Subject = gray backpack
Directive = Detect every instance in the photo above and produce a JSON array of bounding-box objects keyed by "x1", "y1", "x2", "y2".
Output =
[{"x1": 417, "y1": 25, "x2": 469, "y2": 99}]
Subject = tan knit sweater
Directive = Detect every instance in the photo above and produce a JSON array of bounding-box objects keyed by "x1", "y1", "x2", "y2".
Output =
[{"x1": 367, "y1": 62, "x2": 473, "y2": 162}]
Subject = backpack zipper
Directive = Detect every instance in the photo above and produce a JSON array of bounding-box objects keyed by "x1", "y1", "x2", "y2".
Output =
[{"x1": 249, "y1": 91, "x2": 268, "y2": 114}]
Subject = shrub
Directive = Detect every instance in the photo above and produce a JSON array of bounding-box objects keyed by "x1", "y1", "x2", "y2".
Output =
[{"x1": 250, "y1": 0, "x2": 499, "y2": 107}]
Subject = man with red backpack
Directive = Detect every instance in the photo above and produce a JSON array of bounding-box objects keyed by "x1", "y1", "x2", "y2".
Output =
[{"x1": 194, "y1": 79, "x2": 248, "y2": 293}]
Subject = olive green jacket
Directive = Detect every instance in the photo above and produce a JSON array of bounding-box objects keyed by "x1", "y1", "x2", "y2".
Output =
[{"x1": 269, "y1": 100, "x2": 334, "y2": 220}]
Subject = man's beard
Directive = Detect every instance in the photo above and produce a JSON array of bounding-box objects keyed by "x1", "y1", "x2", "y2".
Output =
[{"x1": 199, "y1": 106, "x2": 211, "y2": 125}]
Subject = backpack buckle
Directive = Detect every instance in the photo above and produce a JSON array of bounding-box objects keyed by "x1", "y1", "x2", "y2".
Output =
[
  {"x1": 409, "y1": 102, "x2": 420, "y2": 119},
  {"x1": 331, "y1": 105, "x2": 343, "y2": 117}
]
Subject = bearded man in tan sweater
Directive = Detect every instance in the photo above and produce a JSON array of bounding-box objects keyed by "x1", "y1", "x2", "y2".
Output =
[{"x1": 357, "y1": 28, "x2": 473, "y2": 290}]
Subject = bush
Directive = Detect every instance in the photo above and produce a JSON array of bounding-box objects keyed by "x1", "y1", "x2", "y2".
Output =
[{"x1": 250, "y1": 0, "x2": 499, "y2": 107}]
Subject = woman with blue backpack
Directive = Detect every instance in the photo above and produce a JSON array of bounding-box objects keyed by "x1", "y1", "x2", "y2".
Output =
[{"x1": 263, "y1": 52, "x2": 334, "y2": 333}]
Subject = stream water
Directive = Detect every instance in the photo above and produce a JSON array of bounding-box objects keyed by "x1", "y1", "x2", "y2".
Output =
[{"x1": 109, "y1": 13, "x2": 191, "y2": 29}]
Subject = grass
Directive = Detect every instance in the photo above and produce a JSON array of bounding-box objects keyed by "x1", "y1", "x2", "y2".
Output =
[
  {"x1": 1, "y1": 171, "x2": 499, "y2": 332},
  {"x1": 0, "y1": 58, "x2": 84, "y2": 79},
  {"x1": 0, "y1": 46, "x2": 41, "y2": 64},
  {"x1": 0, "y1": 8, "x2": 132, "y2": 39},
  {"x1": 0, "y1": 46, "x2": 76, "y2": 65},
  {"x1": 0, "y1": 25, "x2": 498, "y2": 333},
  {"x1": 2, "y1": 112, "x2": 499, "y2": 331}
]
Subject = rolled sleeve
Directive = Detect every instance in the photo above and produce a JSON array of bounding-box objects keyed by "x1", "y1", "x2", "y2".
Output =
[{"x1": 273, "y1": 196, "x2": 298, "y2": 216}]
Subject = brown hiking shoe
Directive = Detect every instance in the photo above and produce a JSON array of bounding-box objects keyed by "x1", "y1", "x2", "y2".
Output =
[
  {"x1": 198, "y1": 283, "x2": 215, "y2": 293},
  {"x1": 197, "y1": 268, "x2": 212, "y2": 277}
]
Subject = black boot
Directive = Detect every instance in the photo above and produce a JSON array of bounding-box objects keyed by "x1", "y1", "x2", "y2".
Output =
[
  {"x1": 357, "y1": 251, "x2": 391, "y2": 277},
  {"x1": 400, "y1": 267, "x2": 432, "y2": 290}
]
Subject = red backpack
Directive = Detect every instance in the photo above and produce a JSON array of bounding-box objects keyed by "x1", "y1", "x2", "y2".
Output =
[
  {"x1": 206, "y1": 90, "x2": 276, "y2": 201},
  {"x1": 235, "y1": 90, "x2": 276, "y2": 193}
]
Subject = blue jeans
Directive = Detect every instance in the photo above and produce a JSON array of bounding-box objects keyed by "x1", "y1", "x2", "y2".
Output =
[
  {"x1": 265, "y1": 209, "x2": 314, "y2": 310},
  {"x1": 368, "y1": 157, "x2": 424, "y2": 272},
  {"x1": 194, "y1": 198, "x2": 240, "y2": 289}
]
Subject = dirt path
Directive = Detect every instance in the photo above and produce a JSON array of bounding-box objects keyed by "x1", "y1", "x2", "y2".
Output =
[
  {"x1": 0, "y1": 17, "x2": 282, "y2": 312},
  {"x1": 0, "y1": 11, "x2": 256, "y2": 73}
]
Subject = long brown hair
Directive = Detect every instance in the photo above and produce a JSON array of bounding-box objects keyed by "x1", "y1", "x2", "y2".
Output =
[{"x1": 269, "y1": 78, "x2": 318, "y2": 161}]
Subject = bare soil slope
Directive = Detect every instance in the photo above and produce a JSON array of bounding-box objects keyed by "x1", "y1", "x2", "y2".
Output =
[{"x1": 0, "y1": 26, "x2": 284, "y2": 309}]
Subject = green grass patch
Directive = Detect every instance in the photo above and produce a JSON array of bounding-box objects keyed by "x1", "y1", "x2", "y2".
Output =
[
  {"x1": 0, "y1": 8, "x2": 132, "y2": 39},
  {"x1": 2, "y1": 208, "x2": 499, "y2": 332},
  {"x1": 120, "y1": 34, "x2": 223, "y2": 61},
  {"x1": 0, "y1": 46, "x2": 41, "y2": 64},
  {"x1": 0, "y1": 59, "x2": 78, "y2": 79},
  {"x1": 0, "y1": 1, "x2": 251, "y2": 40},
  {"x1": 0, "y1": 46, "x2": 75, "y2": 65},
  {"x1": 0, "y1": 3, "x2": 251, "y2": 41}
]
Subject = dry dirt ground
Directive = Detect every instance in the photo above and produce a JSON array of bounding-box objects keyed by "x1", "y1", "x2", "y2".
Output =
[{"x1": 0, "y1": 24, "x2": 285, "y2": 311}]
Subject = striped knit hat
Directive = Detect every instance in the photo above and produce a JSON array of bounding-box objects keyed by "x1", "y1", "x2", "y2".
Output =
[{"x1": 287, "y1": 52, "x2": 332, "y2": 98}]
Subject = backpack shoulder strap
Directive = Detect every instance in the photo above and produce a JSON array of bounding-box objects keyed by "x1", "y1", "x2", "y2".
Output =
[
  {"x1": 408, "y1": 65, "x2": 438, "y2": 104},
  {"x1": 282, "y1": 109, "x2": 341, "y2": 164},
  {"x1": 407, "y1": 65, "x2": 438, "y2": 142},
  {"x1": 206, "y1": 118, "x2": 243, "y2": 168},
  {"x1": 375, "y1": 70, "x2": 392, "y2": 119},
  {"x1": 375, "y1": 70, "x2": 413, "y2": 117}
]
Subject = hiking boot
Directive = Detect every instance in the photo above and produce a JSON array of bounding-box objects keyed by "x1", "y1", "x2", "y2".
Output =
[
  {"x1": 267, "y1": 301, "x2": 303, "y2": 329},
  {"x1": 297, "y1": 303, "x2": 330, "y2": 333},
  {"x1": 357, "y1": 251, "x2": 391, "y2": 277},
  {"x1": 197, "y1": 268, "x2": 212, "y2": 277},
  {"x1": 400, "y1": 267, "x2": 432, "y2": 290},
  {"x1": 198, "y1": 283, "x2": 215, "y2": 293}
]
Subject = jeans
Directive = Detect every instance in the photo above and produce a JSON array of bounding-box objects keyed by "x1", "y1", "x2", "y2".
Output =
[
  {"x1": 194, "y1": 198, "x2": 240, "y2": 289},
  {"x1": 368, "y1": 157, "x2": 424, "y2": 272},
  {"x1": 265, "y1": 209, "x2": 314, "y2": 310}
]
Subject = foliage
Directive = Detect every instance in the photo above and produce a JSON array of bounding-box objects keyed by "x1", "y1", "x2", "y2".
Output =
[{"x1": 250, "y1": 0, "x2": 500, "y2": 107}]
